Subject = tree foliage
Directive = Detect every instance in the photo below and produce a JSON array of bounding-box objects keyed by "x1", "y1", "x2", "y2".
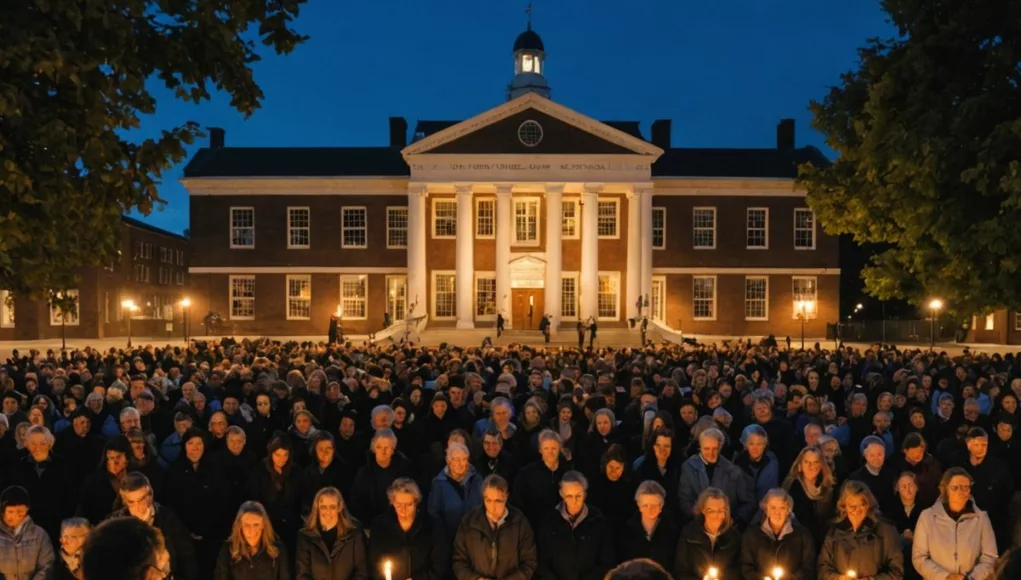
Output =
[
  {"x1": 0, "y1": 0, "x2": 308, "y2": 298},
  {"x1": 798, "y1": 0, "x2": 1021, "y2": 316}
]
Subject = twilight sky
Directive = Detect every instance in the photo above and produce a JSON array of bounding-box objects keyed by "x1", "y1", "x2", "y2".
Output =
[{"x1": 130, "y1": 0, "x2": 895, "y2": 235}]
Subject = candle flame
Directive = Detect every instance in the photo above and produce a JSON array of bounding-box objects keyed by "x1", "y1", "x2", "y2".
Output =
[
  {"x1": 772, "y1": 567, "x2": 784, "y2": 580},
  {"x1": 708, "y1": 567, "x2": 719, "y2": 579}
]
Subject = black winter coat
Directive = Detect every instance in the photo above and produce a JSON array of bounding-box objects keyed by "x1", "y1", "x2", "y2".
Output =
[
  {"x1": 452, "y1": 505, "x2": 537, "y2": 580},
  {"x1": 960, "y1": 455, "x2": 1015, "y2": 547},
  {"x1": 536, "y1": 505, "x2": 616, "y2": 580},
  {"x1": 10, "y1": 454, "x2": 72, "y2": 543},
  {"x1": 848, "y1": 465, "x2": 898, "y2": 515},
  {"x1": 248, "y1": 460, "x2": 304, "y2": 549},
  {"x1": 109, "y1": 504, "x2": 199, "y2": 580},
  {"x1": 511, "y1": 460, "x2": 570, "y2": 532},
  {"x1": 77, "y1": 471, "x2": 121, "y2": 526},
  {"x1": 300, "y1": 456, "x2": 354, "y2": 516},
  {"x1": 367, "y1": 510, "x2": 448, "y2": 580},
  {"x1": 213, "y1": 541, "x2": 291, "y2": 580},
  {"x1": 350, "y1": 453, "x2": 415, "y2": 525},
  {"x1": 817, "y1": 517, "x2": 903, "y2": 580},
  {"x1": 674, "y1": 517, "x2": 742, "y2": 580},
  {"x1": 617, "y1": 513, "x2": 680, "y2": 572},
  {"x1": 784, "y1": 476, "x2": 836, "y2": 548},
  {"x1": 163, "y1": 455, "x2": 232, "y2": 541},
  {"x1": 739, "y1": 515, "x2": 817, "y2": 580},
  {"x1": 294, "y1": 525, "x2": 368, "y2": 580},
  {"x1": 585, "y1": 473, "x2": 637, "y2": 529}
]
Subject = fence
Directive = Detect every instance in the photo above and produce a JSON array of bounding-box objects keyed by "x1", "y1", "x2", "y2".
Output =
[{"x1": 828, "y1": 319, "x2": 957, "y2": 344}]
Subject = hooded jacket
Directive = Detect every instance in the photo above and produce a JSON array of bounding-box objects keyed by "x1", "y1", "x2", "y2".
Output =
[{"x1": 911, "y1": 499, "x2": 997, "y2": 580}]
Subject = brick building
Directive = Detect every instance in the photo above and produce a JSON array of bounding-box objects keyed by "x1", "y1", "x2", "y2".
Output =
[
  {"x1": 182, "y1": 26, "x2": 839, "y2": 339},
  {"x1": 0, "y1": 217, "x2": 191, "y2": 341},
  {"x1": 967, "y1": 310, "x2": 1021, "y2": 346}
]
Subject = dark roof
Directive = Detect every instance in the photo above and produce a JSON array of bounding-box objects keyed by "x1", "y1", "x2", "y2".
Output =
[
  {"x1": 514, "y1": 28, "x2": 544, "y2": 52},
  {"x1": 182, "y1": 147, "x2": 409, "y2": 178},
  {"x1": 121, "y1": 216, "x2": 189, "y2": 241},
  {"x1": 651, "y1": 146, "x2": 830, "y2": 179},
  {"x1": 412, "y1": 120, "x2": 460, "y2": 140}
]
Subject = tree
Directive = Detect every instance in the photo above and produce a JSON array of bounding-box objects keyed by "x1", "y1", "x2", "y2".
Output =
[
  {"x1": 798, "y1": 0, "x2": 1021, "y2": 317},
  {"x1": 0, "y1": 0, "x2": 308, "y2": 298}
]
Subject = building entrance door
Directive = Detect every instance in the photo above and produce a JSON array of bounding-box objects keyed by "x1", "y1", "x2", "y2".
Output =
[{"x1": 511, "y1": 289, "x2": 544, "y2": 330}]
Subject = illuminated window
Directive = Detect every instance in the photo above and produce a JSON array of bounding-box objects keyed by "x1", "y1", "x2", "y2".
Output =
[
  {"x1": 387, "y1": 276, "x2": 407, "y2": 322},
  {"x1": 597, "y1": 200, "x2": 619, "y2": 238},
  {"x1": 693, "y1": 207, "x2": 716, "y2": 249},
  {"x1": 693, "y1": 277, "x2": 716, "y2": 320},
  {"x1": 341, "y1": 207, "x2": 367, "y2": 248},
  {"x1": 561, "y1": 275, "x2": 579, "y2": 319},
  {"x1": 597, "y1": 273, "x2": 620, "y2": 320},
  {"x1": 514, "y1": 199, "x2": 540, "y2": 245},
  {"x1": 562, "y1": 200, "x2": 579, "y2": 239},
  {"x1": 1, "y1": 290, "x2": 14, "y2": 328},
  {"x1": 433, "y1": 200, "x2": 457, "y2": 238},
  {"x1": 652, "y1": 208, "x2": 666, "y2": 249},
  {"x1": 475, "y1": 276, "x2": 497, "y2": 317},
  {"x1": 433, "y1": 273, "x2": 456, "y2": 319},
  {"x1": 651, "y1": 278, "x2": 666, "y2": 322},
  {"x1": 230, "y1": 276, "x2": 255, "y2": 320},
  {"x1": 792, "y1": 277, "x2": 818, "y2": 319},
  {"x1": 287, "y1": 207, "x2": 310, "y2": 249},
  {"x1": 794, "y1": 209, "x2": 816, "y2": 249},
  {"x1": 339, "y1": 275, "x2": 367, "y2": 319},
  {"x1": 745, "y1": 277, "x2": 768, "y2": 321},
  {"x1": 286, "y1": 275, "x2": 311, "y2": 320},
  {"x1": 476, "y1": 199, "x2": 495, "y2": 238},
  {"x1": 230, "y1": 207, "x2": 254, "y2": 248},
  {"x1": 747, "y1": 208, "x2": 768, "y2": 249},
  {"x1": 386, "y1": 207, "x2": 408, "y2": 248}
]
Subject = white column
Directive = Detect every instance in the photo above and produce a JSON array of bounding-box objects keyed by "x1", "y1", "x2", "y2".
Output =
[
  {"x1": 640, "y1": 186, "x2": 654, "y2": 310},
  {"x1": 455, "y1": 184, "x2": 475, "y2": 329},
  {"x1": 544, "y1": 183, "x2": 564, "y2": 334},
  {"x1": 406, "y1": 184, "x2": 428, "y2": 319},
  {"x1": 626, "y1": 189, "x2": 641, "y2": 320},
  {"x1": 495, "y1": 184, "x2": 513, "y2": 328},
  {"x1": 580, "y1": 184, "x2": 602, "y2": 321}
]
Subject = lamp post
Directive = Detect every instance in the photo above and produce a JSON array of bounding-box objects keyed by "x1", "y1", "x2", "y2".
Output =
[
  {"x1": 928, "y1": 298, "x2": 943, "y2": 351},
  {"x1": 121, "y1": 299, "x2": 137, "y2": 348},
  {"x1": 795, "y1": 300, "x2": 814, "y2": 350},
  {"x1": 180, "y1": 298, "x2": 191, "y2": 343}
]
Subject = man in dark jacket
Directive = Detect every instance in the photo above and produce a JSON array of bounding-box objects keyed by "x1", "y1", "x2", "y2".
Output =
[
  {"x1": 888, "y1": 433, "x2": 942, "y2": 509},
  {"x1": 11, "y1": 426, "x2": 72, "y2": 544},
  {"x1": 958, "y1": 427, "x2": 1015, "y2": 550},
  {"x1": 536, "y1": 471, "x2": 616, "y2": 580},
  {"x1": 350, "y1": 429, "x2": 415, "y2": 525},
  {"x1": 511, "y1": 430, "x2": 570, "y2": 531},
  {"x1": 474, "y1": 429, "x2": 517, "y2": 482},
  {"x1": 111, "y1": 471, "x2": 198, "y2": 580},
  {"x1": 368, "y1": 482, "x2": 448, "y2": 580},
  {"x1": 848, "y1": 437, "x2": 898, "y2": 514},
  {"x1": 453, "y1": 474, "x2": 537, "y2": 580}
]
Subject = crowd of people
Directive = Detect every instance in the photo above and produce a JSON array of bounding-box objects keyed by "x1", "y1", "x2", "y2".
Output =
[{"x1": 0, "y1": 336, "x2": 1020, "y2": 580}]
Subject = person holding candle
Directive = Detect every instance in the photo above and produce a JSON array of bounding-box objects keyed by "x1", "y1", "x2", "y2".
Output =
[
  {"x1": 911, "y1": 467, "x2": 998, "y2": 580},
  {"x1": 739, "y1": 488, "x2": 816, "y2": 580},
  {"x1": 368, "y1": 478, "x2": 447, "y2": 580},
  {"x1": 213, "y1": 501, "x2": 290, "y2": 580},
  {"x1": 674, "y1": 487, "x2": 741, "y2": 580},
  {"x1": 536, "y1": 470, "x2": 617, "y2": 580},
  {"x1": 618, "y1": 480, "x2": 679, "y2": 572},
  {"x1": 818, "y1": 480, "x2": 903, "y2": 580},
  {"x1": 782, "y1": 446, "x2": 837, "y2": 548},
  {"x1": 294, "y1": 487, "x2": 368, "y2": 580},
  {"x1": 678, "y1": 428, "x2": 754, "y2": 528},
  {"x1": 452, "y1": 474, "x2": 537, "y2": 580},
  {"x1": 889, "y1": 473, "x2": 923, "y2": 580}
]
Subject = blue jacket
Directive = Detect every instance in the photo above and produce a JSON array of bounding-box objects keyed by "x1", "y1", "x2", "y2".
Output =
[
  {"x1": 678, "y1": 455, "x2": 754, "y2": 525},
  {"x1": 427, "y1": 466, "x2": 483, "y2": 542},
  {"x1": 100, "y1": 414, "x2": 121, "y2": 439},
  {"x1": 160, "y1": 432, "x2": 184, "y2": 469},
  {"x1": 734, "y1": 450, "x2": 779, "y2": 503}
]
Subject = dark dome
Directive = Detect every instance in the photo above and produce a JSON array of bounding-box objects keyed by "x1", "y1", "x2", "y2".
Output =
[{"x1": 513, "y1": 28, "x2": 544, "y2": 52}]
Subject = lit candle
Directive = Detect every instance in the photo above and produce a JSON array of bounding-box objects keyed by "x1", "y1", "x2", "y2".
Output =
[
  {"x1": 383, "y1": 560, "x2": 392, "y2": 580},
  {"x1": 772, "y1": 567, "x2": 784, "y2": 580},
  {"x1": 708, "y1": 566, "x2": 719, "y2": 579},
  {"x1": 847, "y1": 572, "x2": 857, "y2": 579}
]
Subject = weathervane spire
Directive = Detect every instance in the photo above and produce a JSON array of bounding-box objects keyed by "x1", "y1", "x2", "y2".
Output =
[{"x1": 525, "y1": 2, "x2": 532, "y2": 30}]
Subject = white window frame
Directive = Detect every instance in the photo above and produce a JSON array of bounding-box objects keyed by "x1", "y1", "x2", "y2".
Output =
[
  {"x1": 744, "y1": 276, "x2": 769, "y2": 321},
  {"x1": 474, "y1": 272, "x2": 497, "y2": 320},
  {"x1": 341, "y1": 207, "x2": 368, "y2": 249},
  {"x1": 286, "y1": 275, "x2": 311, "y2": 321},
  {"x1": 176, "y1": 249, "x2": 184, "y2": 265},
  {"x1": 651, "y1": 207, "x2": 666, "y2": 250},
  {"x1": 692, "y1": 276, "x2": 717, "y2": 321},
  {"x1": 160, "y1": 247, "x2": 168, "y2": 263},
  {"x1": 475, "y1": 198, "x2": 495, "y2": 239},
  {"x1": 229, "y1": 207, "x2": 255, "y2": 249},
  {"x1": 651, "y1": 276, "x2": 666, "y2": 322},
  {"x1": 175, "y1": 271, "x2": 184, "y2": 286},
  {"x1": 513, "y1": 197, "x2": 541, "y2": 247},
  {"x1": 386, "y1": 206, "x2": 409, "y2": 249},
  {"x1": 1015, "y1": 312, "x2": 1021, "y2": 332},
  {"x1": 338, "y1": 274, "x2": 368, "y2": 320},
  {"x1": 985, "y1": 313, "x2": 995, "y2": 331},
  {"x1": 794, "y1": 208, "x2": 816, "y2": 250},
  {"x1": 746, "y1": 207, "x2": 769, "y2": 250},
  {"x1": 0, "y1": 290, "x2": 14, "y2": 328},
  {"x1": 791, "y1": 276, "x2": 818, "y2": 319},
  {"x1": 432, "y1": 200, "x2": 458, "y2": 239},
  {"x1": 597, "y1": 198, "x2": 620, "y2": 239},
  {"x1": 431, "y1": 270, "x2": 457, "y2": 320},
  {"x1": 597, "y1": 271, "x2": 620, "y2": 321},
  {"x1": 693, "y1": 207, "x2": 717, "y2": 250},
  {"x1": 386, "y1": 276, "x2": 407, "y2": 322},
  {"x1": 560, "y1": 272, "x2": 580, "y2": 321},
  {"x1": 49, "y1": 290, "x2": 80, "y2": 326},
  {"x1": 562, "y1": 199, "x2": 580, "y2": 240},
  {"x1": 229, "y1": 275, "x2": 256, "y2": 320},
  {"x1": 287, "y1": 206, "x2": 311, "y2": 249}
]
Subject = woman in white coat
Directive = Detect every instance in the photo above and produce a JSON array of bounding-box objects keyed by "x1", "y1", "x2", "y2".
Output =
[{"x1": 912, "y1": 467, "x2": 998, "y2": 580}]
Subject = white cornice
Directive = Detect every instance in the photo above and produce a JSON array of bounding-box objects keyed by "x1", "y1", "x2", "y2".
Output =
[
  {"x1": 189, "y1": 267, "x2": 408, "y2": 274},
  {"x1": 652, "y1": 267, "x2": 839, "y2": 275},
  {"x1": 401, "y1": 93, "x2": 664, "y2": 158},
  {"x1": 182, "y1": 177, "x2": 409, "y2": 196}
]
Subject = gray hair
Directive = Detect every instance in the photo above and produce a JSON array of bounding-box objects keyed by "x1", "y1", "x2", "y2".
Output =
[
  {"x1": 60, "y1": 517, "x2": 90, "y2": 533},
  {"x1": 119, "y1": 406, "x2": 140, "y2": 422},
  {"x1": 698, "y1": 427, "x2": 725, "y2": 445},
  {"x1": 446, "y1": 442, "x2": 470, "y2": 460},
  {"x1": 851, "y1": 393, "x2": 868, "y2": 405},
  {"x1": 370, "y1": 428, "x2": 398, "y2": 450},
  {"x1": 537, "y1": 428, "x2": 563, "y2": 447},
  {"x1": 560, "y1": 470, "x2": 588, "y2": 491},
  {"x1": 964, "y1": 397, "x2": 980, "y2": 409},
  {"x1": 25, "y1": 425, "x2": 55, "y2": 446},
  {"x1": 371, "y1": 405, "x2": 395, "y2": 427},
  {"x1": 386, "y1": 477, "x2": 423, "y2": 504},
  {"x1": 491, "y1": 397, "x2": 513, "y2": 412},
  {"x1": 760, "y1": 487, "x2": 794, "y2": 514},
  {"x1": 634, "y1": 480, "x2": 666, "y2": 503},
  {"x1": 740, "y1": 424, "x2": 768, "y2": 446},
  {"x1": 226, "y1": 425, "x2": 246, "y2": 441}
]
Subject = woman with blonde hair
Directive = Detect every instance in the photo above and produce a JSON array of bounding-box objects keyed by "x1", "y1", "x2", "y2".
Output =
[
  {"x1": 214, "y1": 501, "x2": 289, "y2": 579},
  {"x1": 740, "y1": 488, "x2": 817, "y2": 580},
  {"x1": 294, "y1": 487, "x2": 367, "y2": 579},
  {"x1": 819, "y1": 480, "x2": 903, "y2": 580},
  {"x1": 782, "y1": 445, "x2": 837, "y2": 547},
  {"x1": 912, "y1": 467, "x2": 997, "y2": 580},
  {"x1": 674, "y1": 487, "x2": 741, "y2": 580}
]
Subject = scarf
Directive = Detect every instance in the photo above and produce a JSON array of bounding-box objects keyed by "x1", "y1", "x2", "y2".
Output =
[
  {"x1": 559, "y1": 502, "x2": 589, "y2": 529},
  {"x1": 61, "y1": 550, "x2": 82, "y2": 574},
  {"x1": 799, "y1": 474, "x2": 825, "y2": 501}
]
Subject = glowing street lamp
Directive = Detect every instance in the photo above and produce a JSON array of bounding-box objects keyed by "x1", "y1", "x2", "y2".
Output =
[
  {"x1": 928, "y1": 298, "x2": 943, "y2": 350},
  {"x1": 179, "y1": 298, "x2": 191, "y2": 343},
  {"x1": 121, "y1": 299, "x2": 138, "y2": 348},
  {"x1": 795, "y1": 300, "x2": 815, "y2": 350}
]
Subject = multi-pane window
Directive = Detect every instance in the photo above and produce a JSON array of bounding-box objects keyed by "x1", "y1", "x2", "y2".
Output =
[
  {"x1": 341, "y1": 208, "x2": 367, "y2": 248},
  {"x1": 158, "y1": 267, "x2": 170, "y2": 285},
  {"x1": 434, "y1": 273, "x2": 456, "y2": 318},
  {"x1": 1015, "y1": 312, "x2": 1021, "y2": 332},
  {"x1": 746, "y1": 208, "x2": 768, "y2": 249},
  {"x1": 693, "y1": 207, "x2": 716, "y2": 249},
  {"x1": 597, "y1": 273, "x2": 619, "y2": 319},
  {"x1": 985, "y1": 313, "x2": 995, "y2": 331},
  {"x1": 0, "y1": 290, "x2": 13, "y2": 328},
  {"x1": 339, "y1": 275, "x2": 367, "y2": 319},
  {"x1": 597, "y1": 200, "x2": 619, "y2": 238},
  {"x1": 792, "y1": 276, "x2": 818, "y2": 319},
  {"x1": 745, "y1": 277, "x2": 768, "y2": 321},
  {"x1": 693, "y1": 276, "x2": 716, "y2": 320},
  {"x1": 49, "y1": 290, "x2": 80, "y2": 326},
  {"x1": 651, "y1": 278, "x2": 665, "y2": 322},
  {"x1": 433, "y1": 200, "x2": 457, "y2": 238},
  {"x1": 230, "y1": 207, "x2": 255, "y2": 248},
  {"x1": 160, "y1": 247, "x2": 168, "y2": 263},
  {"x1": 386, "y1": 207, "x2": 408, "y2": 248},
  {"x1": 175, "y1": 271, "x2": 184, "y2": 286},
  {"x1": 562, "y1": 200, "x2": 579, "y2": 239},
  {"x1": 176, "y1": 249, "x2": 184, "y2": 266},
  {"x1": 288, "y1": 207, "x2": 311, "y2": 249},
  {"x1": 514, "y1": 199, "x2": 539, "y2": 245},
  {"x1": 794, "y1": 209, "x2": 816, "y2": 249},
  {"x1": 387, "y1": 276, "x2": 407, "y2": 322},
  {"x1": 475, "y1": 276, "x2": 497, "y2": 317},
  {"x1": 230, "y1": 276, "x2": 255, "y2": 319},
  {"x1": 561, "y1": 276, "x2": 578, "y2": 319},
  {"x1": 476, "y1": 199, "x2": 495, "y2": 238},
  {"x1": 286, "y1": 275, "x2": 311, "y2": 320},
  {"x1": 652, "y1": 208, "x2": 666, "y2": 249},
  {"x1": 134, "y1": 264, "x2": 150, "y2": 283}
]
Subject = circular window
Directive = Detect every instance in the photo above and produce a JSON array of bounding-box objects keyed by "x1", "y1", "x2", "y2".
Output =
[{"x1": 517, "y1": 120, "x2": 544, "y2": 147}]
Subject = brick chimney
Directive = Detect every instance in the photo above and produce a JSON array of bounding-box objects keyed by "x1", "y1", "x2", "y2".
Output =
[
  {"x1": 776, "y1": 119, "x2": 795, "y2": 150},
  {"x1": 651, "y1": 119, "x2": 672, "y2": 149},
  {"x1": 208, "y1": 127, "x2": 225, "y2": 149},
  {"x1": 389, "y1": 117, "x2": 408, "y2": 149}
]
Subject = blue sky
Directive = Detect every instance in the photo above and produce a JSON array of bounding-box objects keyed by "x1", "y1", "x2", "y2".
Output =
[{"x1": 130, "y1": 0, "x2": 894, "y2": 235}]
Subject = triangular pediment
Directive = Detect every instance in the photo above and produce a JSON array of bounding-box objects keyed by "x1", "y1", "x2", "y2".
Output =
[{"x1": 402, "y1": 93, "x2": 663, "y2": 157}]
